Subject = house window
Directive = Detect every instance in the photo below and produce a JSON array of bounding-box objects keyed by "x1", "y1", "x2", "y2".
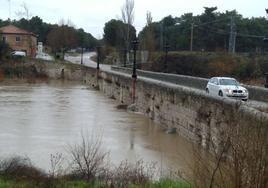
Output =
[{"x1": 16, "y1": 36, "x2": 21, "y2": 42}]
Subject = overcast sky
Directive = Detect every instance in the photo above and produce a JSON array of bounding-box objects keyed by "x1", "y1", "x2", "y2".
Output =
[{"x1": 0, "y1": 0, "x2": 267, "y2": 38}]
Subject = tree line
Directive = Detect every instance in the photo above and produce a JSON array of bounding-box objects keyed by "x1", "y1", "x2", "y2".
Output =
[
  {"x1": 1, "y1": 6, "x2": 268, "y2": 58},
  {"x1": 104, "y1": 7, "x2": 268, "y2": 53},
  {"x1": 0, "y1": 16, "x2": 98, "y2": 55}
]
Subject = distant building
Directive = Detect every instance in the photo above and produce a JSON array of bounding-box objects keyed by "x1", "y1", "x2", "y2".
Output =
[{"x1": 0, "y1": 25, "x2": 37, "y2": 57}]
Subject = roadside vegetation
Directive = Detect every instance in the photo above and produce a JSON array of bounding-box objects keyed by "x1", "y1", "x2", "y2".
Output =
[{"x1": 146, "y1": 51, "x2": 268, "y2": 84}]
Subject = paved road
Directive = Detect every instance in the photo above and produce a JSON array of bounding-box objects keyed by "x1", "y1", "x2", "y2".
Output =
[{"x1": 65, "y1": 52, "x2": 111, "y2": 71}]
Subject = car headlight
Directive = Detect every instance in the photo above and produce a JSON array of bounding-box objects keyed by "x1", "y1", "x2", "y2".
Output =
[
  {"x1": 243, "y1": 89, "x2": 248, "y2": 93},
  {"x1": 223, "y1": 89, "x2": 232, "y2": 94}
]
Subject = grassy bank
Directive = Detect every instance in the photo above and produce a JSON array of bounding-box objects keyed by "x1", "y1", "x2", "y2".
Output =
[{"x1": 0, "y1": 178, "x2": 190, "y2": 188}]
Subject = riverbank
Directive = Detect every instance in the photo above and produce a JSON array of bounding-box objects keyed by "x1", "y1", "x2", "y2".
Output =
[
  {"x1": 0, "y1": 178, "x2": 190, "y2": 188},
  {"x1": 0, "y1": 145, "x2": 190, "y2": 188}
]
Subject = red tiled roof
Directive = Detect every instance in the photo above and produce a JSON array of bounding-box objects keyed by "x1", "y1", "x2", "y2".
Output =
[{"x1": 0, "y1": 25, "x2": 36, "y2": 37}]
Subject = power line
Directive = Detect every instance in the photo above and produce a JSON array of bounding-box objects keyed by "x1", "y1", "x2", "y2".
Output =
[
  {"x1": 195, "y1": 22, "x2": 266, "y2": 39},
  {"x1": 236, "y1": 33, "x2": 265, "y2": 38}
]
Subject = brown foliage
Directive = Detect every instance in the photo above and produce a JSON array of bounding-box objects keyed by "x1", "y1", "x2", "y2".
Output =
[
  {"x1": 190, "y1": 114, "x2": 268, "y2": 188},
  {"x1": 47, "y1": 25, "x2": 78, "y2": 54}
]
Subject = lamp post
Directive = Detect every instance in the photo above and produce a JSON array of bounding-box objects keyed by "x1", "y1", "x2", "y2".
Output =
[
  {"x1": 175, "y1": 21, "x2": 194, "y2": 51},
  {"x1": 123, "y1": 49, "x2": 127, "y2": 67},
  {"x1": 132, "y1": 40, "x2": 139, "y2": 79},
  {"x1": 164, "y1": 45, "x2": 170, "y2": 72},
  {"x1": 80, "y1": 47, "x2": 83, "y2": 65},
  {"x1": 264, "y1": 38, "x2": 268, "y2": 88},
  {"x1": 96, "y1": 46, "x2": 101, "y2": 70},
  {"x1": 131, "y1": 39, "x2": 139, "y2": 103},
  {"x1": 265, "y1": 73, "x2": 268, "y2": 88}
]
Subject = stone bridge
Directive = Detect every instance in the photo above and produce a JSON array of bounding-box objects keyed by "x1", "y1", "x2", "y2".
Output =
[{"x1": 36, "y1": 62, "x2": 268, "y2": 151}]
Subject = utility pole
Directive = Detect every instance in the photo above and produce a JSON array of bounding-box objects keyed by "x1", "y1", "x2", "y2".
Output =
[
  {"x1": 190, "y1": 23, "x2": 194, "y2": 51},
  {"x1": 160, "y1": 21, "x2": 164, "y2": 51},
  {"x1": 228, "y1": 16, "x2": 237, "y2": 54}
]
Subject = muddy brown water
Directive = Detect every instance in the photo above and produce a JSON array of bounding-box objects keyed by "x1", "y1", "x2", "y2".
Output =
[{"x1": 0, "y1": 80, "x2": 194, "y2": 176}]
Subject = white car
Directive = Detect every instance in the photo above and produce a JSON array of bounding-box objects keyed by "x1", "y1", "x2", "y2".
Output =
[
  {"x1": 11, "y1": 51, "x2": 26, "y2": 57},
  {"x1": 206, "y1": 77, "x2": 248, "y2": 101},
  {"x1": 36, "y1": 53, "x2": 54, "y2": 61}
]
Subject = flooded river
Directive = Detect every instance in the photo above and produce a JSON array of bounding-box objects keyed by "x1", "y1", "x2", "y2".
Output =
[{"x1": 0, "y1": 81, "x2": 194, "y2": 175}]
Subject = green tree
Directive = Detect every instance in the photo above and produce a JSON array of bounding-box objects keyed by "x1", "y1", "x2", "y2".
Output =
[
  {"x1": 76, "y1": 28, "x2": 98, "y2": 50},
  {"x1": 103, "y1": 19, "x2": 136, "y2": 49},
  {"x1": 138, "y1": 7, "x2": 268, "y2": 53}
]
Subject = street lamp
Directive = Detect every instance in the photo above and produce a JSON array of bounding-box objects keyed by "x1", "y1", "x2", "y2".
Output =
[
  {"x1": 80, "y1": 47, "x2": 83, "y2": 65},
  {"x1": 123, "y1": 49, "x2": 127, "y2": 67},
  {"x1": 164, "y1": 44, "x2": 170, "y2": 72},
  {"x1": 175, "y1": 21, "x2": 194, "y2": 51},
  {"x1": 96, "y1": 46, "x2": 101, "y2": 70},
  {"x1": 264, "y1": 38, "x2": 268, "y2": 88},
  {"x1": 131, "y1": 40, "x2": 139, "y2": 79},
  {"x1": 265, "y1": 73, "x2": 268, "y2": 88},
  {"x1": 131, "y1": 39, "x2": 139, "y2": 103}
]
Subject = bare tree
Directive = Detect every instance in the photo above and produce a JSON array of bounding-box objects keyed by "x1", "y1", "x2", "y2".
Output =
[
  {"x1": 188, "y1": 115, "x2": 268, "y2": 188},
  {"x1": 68, "y1": 132, "x2": 109, "y2": 181},
  {"x1": 146, "y1": 11, "x2": 153, "y2": 26},
  {"x1": 140, "y1": 11, "x2": 155, "y2": 62},
  {"x1": 49, "y1": 153, "x2": 64, "y2": 178},
  {"x1": 6, "y1": 0, "x2": 11, "y2": 20},
  {"x1": 58, "y1": 18, "x2": 76, "y2": 28},
  {"x1": 121, "y1": 0, "x2": 135, "y2": 62},
  {"x1": 16, "y1": 1, "x2": 32, "y2": 20}
]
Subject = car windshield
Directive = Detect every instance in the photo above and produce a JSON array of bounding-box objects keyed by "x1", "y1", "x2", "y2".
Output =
[{"x1": 219, "y1": 79, "x2": 239, "y2": 86}]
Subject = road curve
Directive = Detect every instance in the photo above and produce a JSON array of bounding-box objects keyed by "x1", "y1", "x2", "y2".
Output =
[{"x1": 65, "y1": 52, "x2": 111, "y2": 71}]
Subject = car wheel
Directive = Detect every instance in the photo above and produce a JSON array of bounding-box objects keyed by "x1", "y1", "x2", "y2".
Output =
[
  {"x1": 218, "y1": 91, "x2": 223, "y2": 97},
  {"x1": 206, "y1": 88, "x2": 209, "y2": 93},
  {"x1": 242, "y1": 99, "x2": 247, "y2": 102}
]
